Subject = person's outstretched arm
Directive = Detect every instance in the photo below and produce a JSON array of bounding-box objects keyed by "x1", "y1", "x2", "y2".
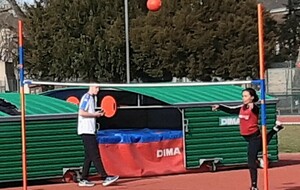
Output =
[{"x1": 212, "y1": 104, "x2": 242, "y2": 115}]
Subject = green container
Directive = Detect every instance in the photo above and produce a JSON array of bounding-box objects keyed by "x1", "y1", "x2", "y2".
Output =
[
  {"x1": 183, "y1": 104, "x2": 278, "y2": 168},
  {"x1": 0, "y1": 85, "x2": 279, "y2": 182},
  {"x1": 0, "y1": 93, "x2": 83, "y2": 183},
  {"x1": 117, "y1": 85, "x2": 279, "y2": 169}
]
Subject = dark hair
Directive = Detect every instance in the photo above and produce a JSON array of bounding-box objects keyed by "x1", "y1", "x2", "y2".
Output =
[{"x1": 242, "y1": 88, "x2": 259, "y2": 103}]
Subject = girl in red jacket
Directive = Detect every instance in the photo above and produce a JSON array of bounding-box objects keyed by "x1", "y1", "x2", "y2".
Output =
[{"x1": 212, "y1": 88, "x2": 283, "y2": 190}]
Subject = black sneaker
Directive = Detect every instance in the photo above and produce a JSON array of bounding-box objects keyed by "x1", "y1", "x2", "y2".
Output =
[
  {"x1": 250, "y1": 187, "x2": 259, "y2": 190},
  {"x1": 274, "y1": 121, "x2": 284, "y2": 132}
]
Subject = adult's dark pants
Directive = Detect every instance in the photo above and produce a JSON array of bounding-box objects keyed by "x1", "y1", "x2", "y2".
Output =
[{"x1": 81, "y1": 134, "x2": 108, "y2": 180}]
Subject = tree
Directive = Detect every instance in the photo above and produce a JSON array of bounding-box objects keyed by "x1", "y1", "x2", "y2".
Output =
[
  {"x1": 130, "y1": 0, "x2": 278, "y2": 81},
  {"x1": 211, "y1": 0, "x2": 278, "y2": 79},
  {"x1": 278, "y1": 0, "x2": 300, "y2": 63},
  {"x1": 24, "y1": 0, "x2": 128, "y2": 82},
  {"x1": 0, "y1": 13, "x2": 17, "y2": 63},
  {"x1": 6, "y1": 0, "x2": 26, "y2": 19},
  {"x1": 23, "y1": 1, "x2": 54, "y2": 81},
  {"x1": 0, "y1": 1, "x2": 20, "y2": 92},
  {"x1": 8, "y1": 0, "x2": 279, "y2": 83},
  {"x1": 0, "y1": 1, "x2": 18, "y2": 63}
]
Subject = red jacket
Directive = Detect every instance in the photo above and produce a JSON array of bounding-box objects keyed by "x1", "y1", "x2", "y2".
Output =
[
  {"x1": 238, "y1": 105, "x2": 259, "y2": 135},
  {"x1": 219, "y1": 104, "x2": 259, "y2": 136}
]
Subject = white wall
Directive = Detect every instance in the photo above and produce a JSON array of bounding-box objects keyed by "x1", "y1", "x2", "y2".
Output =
[
  {"x1": 0, "y1": 60, "x2": 7, "y2": 92},
  {"x1": 267, "y1": 68, "x2": 295, "y2": 94}
]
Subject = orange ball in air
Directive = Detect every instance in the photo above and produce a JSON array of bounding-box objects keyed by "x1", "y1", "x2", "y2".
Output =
[{"x1": 147, "y1": 0, "x2": 162, "y2": 12}]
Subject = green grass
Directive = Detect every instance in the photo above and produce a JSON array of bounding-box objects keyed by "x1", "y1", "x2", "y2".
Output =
[{"x1": 278, "y1": 125, "x2": 300, "y2": 153}]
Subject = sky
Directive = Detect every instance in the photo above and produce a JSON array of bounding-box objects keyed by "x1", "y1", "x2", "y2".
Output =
[{"x1": 17, "y1": 0, "x2": 35, "y2": 5}]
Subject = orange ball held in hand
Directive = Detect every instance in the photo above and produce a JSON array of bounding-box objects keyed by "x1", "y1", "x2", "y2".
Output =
[{"x1": 101, "y1": 95, "x2": 117, "y2": 118}]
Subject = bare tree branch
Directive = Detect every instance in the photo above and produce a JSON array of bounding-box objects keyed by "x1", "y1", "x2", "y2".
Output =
[
  {"x1": 0, "y1": 12, "x2": 18, "y2": 30},
  {"x1": 0, "y1": 7, "x2": 12, "y2": 13},
  {"x1": 6, "y1": 0, "x2": 26, "y2": 19}
]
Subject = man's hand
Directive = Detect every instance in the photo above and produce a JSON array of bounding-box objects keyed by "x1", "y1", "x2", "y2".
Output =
[{"x1": 94, "y1": 110, "x2": 105, "y2": 117}]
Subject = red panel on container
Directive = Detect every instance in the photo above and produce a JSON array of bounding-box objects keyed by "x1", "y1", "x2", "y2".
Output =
[{"x1": 99, "y1": 138, "x2": 185, "y2": 177}]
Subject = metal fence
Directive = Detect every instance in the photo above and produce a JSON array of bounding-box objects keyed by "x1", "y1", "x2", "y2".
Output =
[
  {"x1": 267, "y1": 66, "x2": 300, "y2": 115},
  {"x1": 269, "y1": 93, "x2": 300, "y2": 115}
]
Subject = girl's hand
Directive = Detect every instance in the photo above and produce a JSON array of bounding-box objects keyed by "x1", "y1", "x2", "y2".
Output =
[{"x1": 212, "y1": 105, "x2": 219, "y2": 111}]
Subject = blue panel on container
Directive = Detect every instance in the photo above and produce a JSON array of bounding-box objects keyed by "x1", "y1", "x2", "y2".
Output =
[{"x1": 97, "y1": 129, "x2": 182, "y2": 144}]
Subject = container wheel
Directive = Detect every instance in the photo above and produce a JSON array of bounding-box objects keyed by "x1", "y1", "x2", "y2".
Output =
[
  {"x1": 207, "y1": 162, "x2": 217, "y2": 172},
  {"x1": 63, "y1": 170, "x2": 77, "y2": 183}
]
